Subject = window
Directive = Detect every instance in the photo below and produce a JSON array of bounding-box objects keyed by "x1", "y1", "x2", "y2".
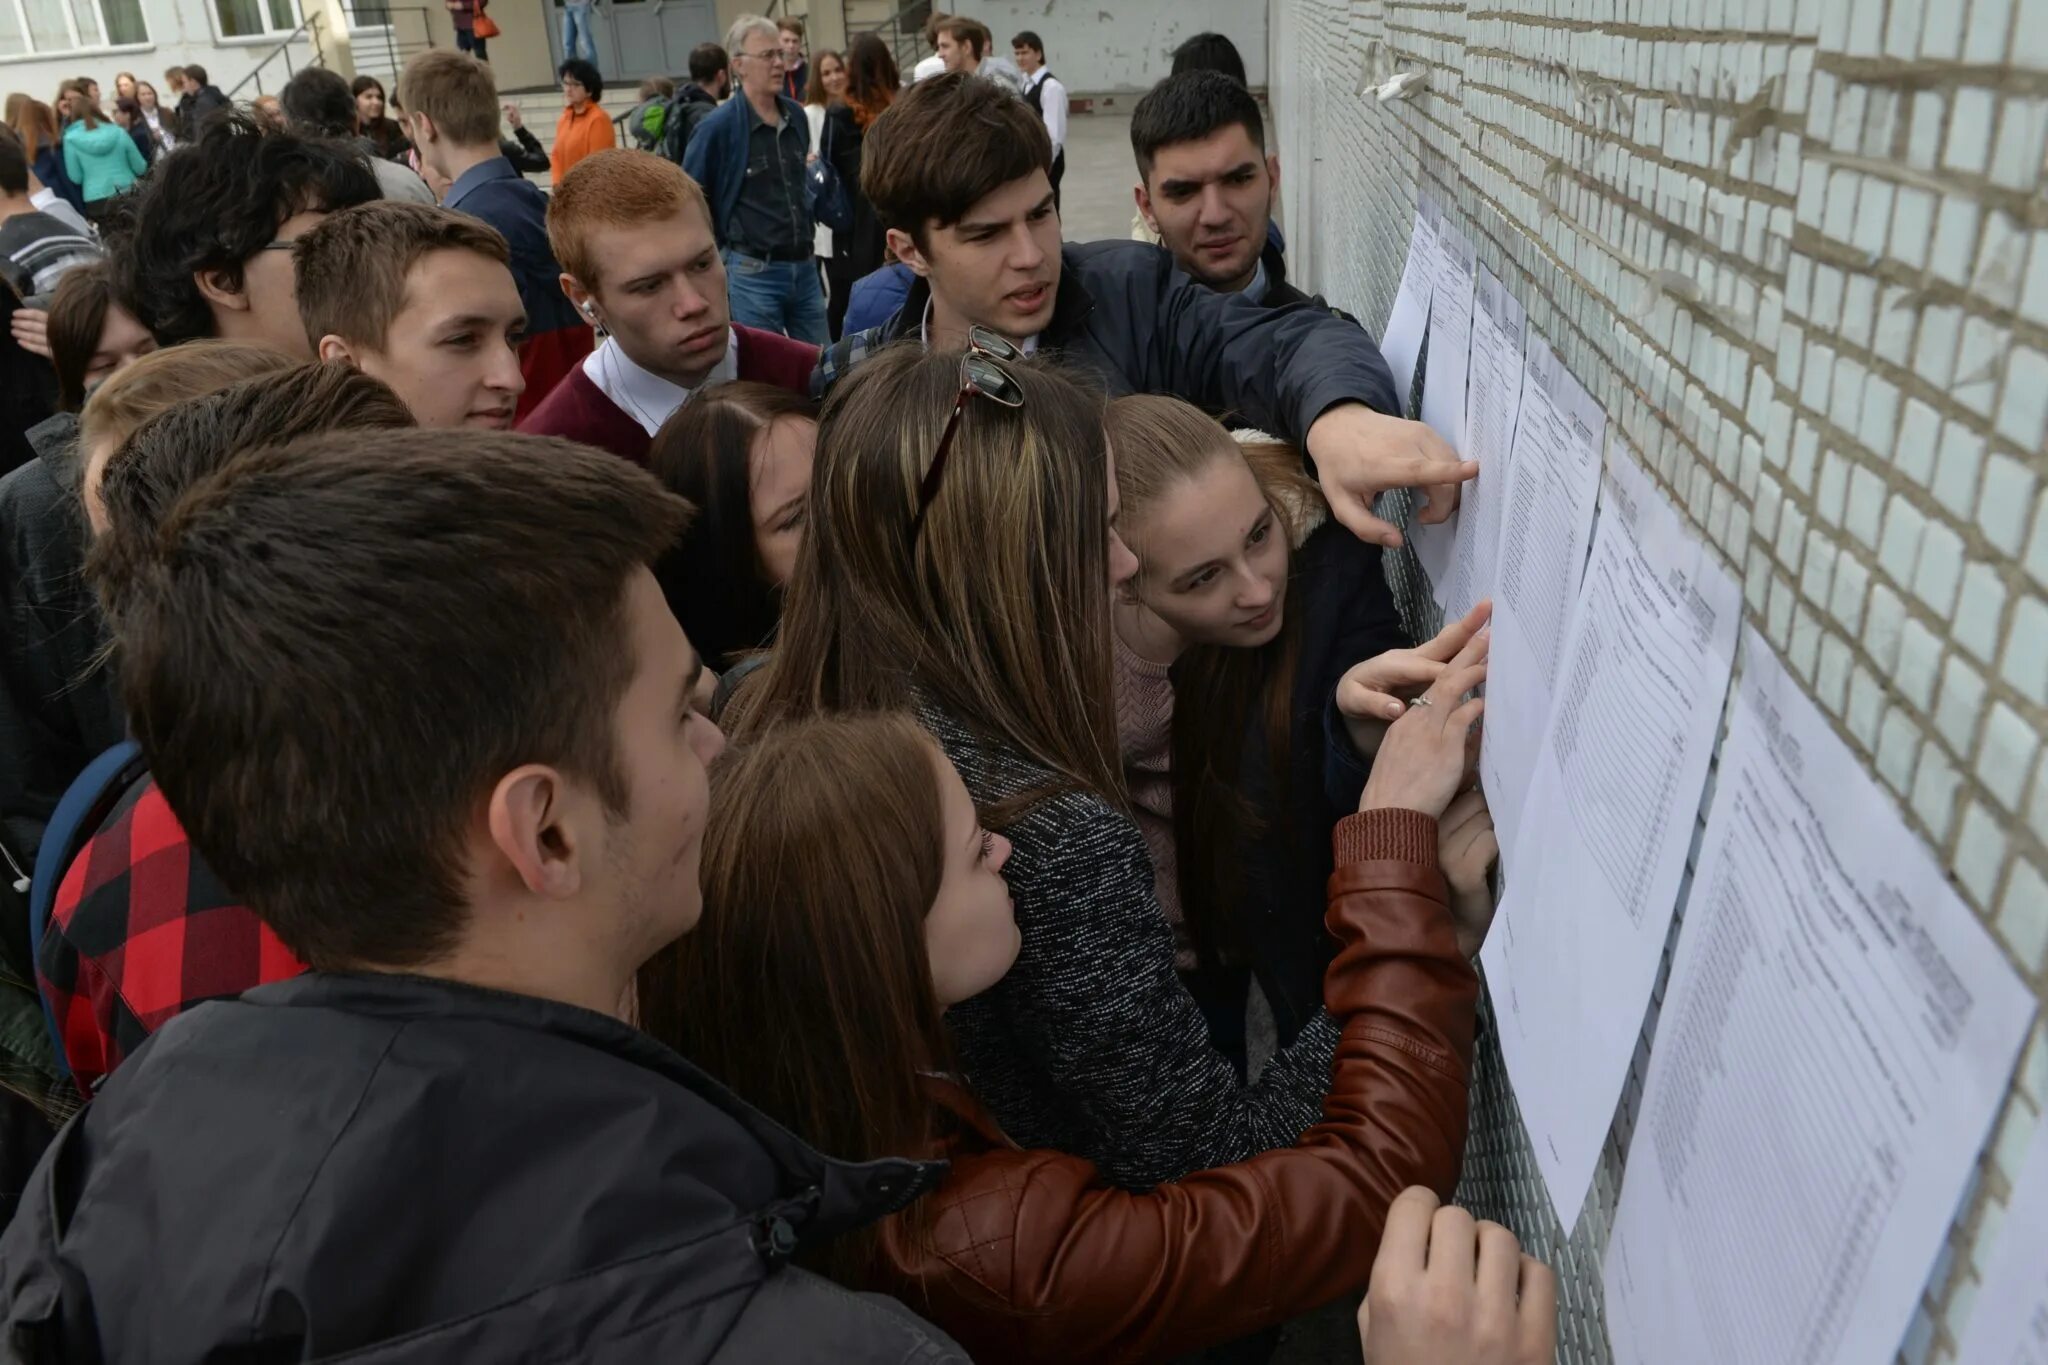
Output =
[
  {"x1": 0, "y1": 0, "x2": 147, "y2": 54},
  {"x1": 214, "y1": 0, "x2": 297, "y2": 38}
]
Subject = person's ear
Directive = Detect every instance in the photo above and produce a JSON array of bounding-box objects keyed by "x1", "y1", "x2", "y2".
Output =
[
  {"x1": 316, "y1": 334, "x2": 357, "y2": 366},
  {"x1": 194, "y1": 267, "x2": 251, "y2": 316},
  {"x1": 560, "y1": 273, "x2": 600, "y2": 325},
  {"x1": 1133, "y1": 183, "x2": 1160, "y2": 237},
  {"x1": 487, "y1": 764, "x2": 587, "y2": 899},
  {"x1": 1266, "y1": 153, "x2": 1281, "y2": 195},
  {"x1": 410, "y1": 111, "x2": 435, "y2": 145},
  {"x1": 888, "y1": 227, "x2": 930, "y2": 278}
]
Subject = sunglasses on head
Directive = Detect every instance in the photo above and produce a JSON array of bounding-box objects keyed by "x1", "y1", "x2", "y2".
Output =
[{"x1": 909, "y1": 326, "x2": 1024, "y2": 544}]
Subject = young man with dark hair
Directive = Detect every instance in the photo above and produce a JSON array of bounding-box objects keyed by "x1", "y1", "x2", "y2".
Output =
[
  {"x1": 1010, "y1": 30, "x2": 1067, "y2": 210},
  {"x1": 776, "y1": 15, "x2": 807, "y2": 101},
  {"x1": 0, "y1": 127, "x2": 98, "y2": 298},
  {"x1": 823, "y1": 73, "x2": 1471, "y2": 548},
  {"x1": 399, "y1": 49, "x2": 594, "y2": 413},
  {"x1": 278, "y1": 65, "x2": 437, "y2": 205},
  {"x1": 684, "y1": 14, "x2": 827, "y2": 344},
  {"x1": 935, "y1": 17, "x2": 1022, "y2": 92},
  {"x1": 294, "y1": 201, "x2": 527, "y2": 429},
  {"x1": 1130, "y1": 69, "x2": 1312, "y2": 305},
  {"x1": 110, "y1": 113, "x2": 381, "y2": 353},
  {"x1": 662, "y1": 41, "x2": 730, "y2": 166},
  {"x1": 520, "y1": 149, "x2": 815, "y2": 461},
  {"x1": 0, "y1": 427, "x2": 969, "y2": 1361},
  {"x1": 172, "y1": 62, "x2": 230, "y2": 131},
  {"x1": 37, "y1": 364, "x2": 413, "y2": 1092}
]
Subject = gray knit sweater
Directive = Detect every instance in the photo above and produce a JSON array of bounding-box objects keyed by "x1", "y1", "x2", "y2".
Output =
[{"x1": 921, "y1": 699, "x2": 1341, "y2": 1191}]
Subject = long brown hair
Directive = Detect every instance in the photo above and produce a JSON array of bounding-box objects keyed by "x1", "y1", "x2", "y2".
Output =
[
  {"x1": 47, "y1": 261, "x2": 116, "y2": 412},
  {"x1": 843, "y1": 33, "x2": 898, "y2": 128},
  {"x1": 6, "y1": 96, "x2": 59, "y2": 161},
  {"x1": 1105, "y1": 396, "x2": 1321, "y2": 968},
  {"x1": 803, "y1": 49, "x2": 842, "y2": 107},
  {"x1": 639, "y1": 712, "x2": 955, "y2": 1283},
  {"x1": 727, "y1": 342, "x2": 1123, "y2": 810}
]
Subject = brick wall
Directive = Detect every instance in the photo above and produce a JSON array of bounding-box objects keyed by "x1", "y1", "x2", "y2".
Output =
[{"x1": 1265, "y1": 1, "x2": 2048, "y2": 1359}]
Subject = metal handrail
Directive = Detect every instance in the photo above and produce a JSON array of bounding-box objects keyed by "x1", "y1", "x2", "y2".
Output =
[
  {"x1": 853, "y1": 0, "x2": 931, "y2": 78},
  {"x1": 225, "y1": 9, "x2": 325, "y2": 101}
]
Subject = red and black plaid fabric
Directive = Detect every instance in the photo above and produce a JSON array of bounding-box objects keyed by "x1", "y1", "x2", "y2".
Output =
[{"x1": 37, "y1": 773, "x2": 303, "y2": 1094}]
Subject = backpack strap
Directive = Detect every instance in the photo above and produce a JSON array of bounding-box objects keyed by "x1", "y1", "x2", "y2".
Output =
[{"x1": 28, "y1": 740, "x2": 146, "y2": 1076}]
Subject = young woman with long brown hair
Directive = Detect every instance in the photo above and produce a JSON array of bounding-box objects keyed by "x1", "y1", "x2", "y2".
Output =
[
  {"x1": 1104, "y1": 394, "x2": 1500, "y2": 1070},
  {"x1": 645, "y1": 676, "x2": 1491, "y2": 1361},
  {"x1": 818, "y1": 33, "x2": 898, "y2": 336},
  {"x1": 726, "y1": 341, "x2": 1487, "y2": 1194}
]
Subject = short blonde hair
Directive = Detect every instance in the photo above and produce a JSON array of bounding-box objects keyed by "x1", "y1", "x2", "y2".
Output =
[
  {"x1": 546, "y1": 149, "x2": 711, "y2": 291},
  {"x1": 79, "y1": 341, "x2": 299, "y2": 456}
]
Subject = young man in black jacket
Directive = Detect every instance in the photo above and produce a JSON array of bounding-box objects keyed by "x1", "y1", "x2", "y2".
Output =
[
  {"x1": 816, "y1": 74, "x2": 1473, "y2": 549},
  {"x1": 0, "y1": 429, "x2": 968, "y2": 1362}
]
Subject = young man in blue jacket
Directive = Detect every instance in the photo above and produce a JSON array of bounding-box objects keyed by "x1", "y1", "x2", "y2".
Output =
[
  {"x1": 817, "y1": 74, "x2": 1474, "y2": 550},
  {"x1": 682, "y1": 13, "x2": 827, "y2": 344}
]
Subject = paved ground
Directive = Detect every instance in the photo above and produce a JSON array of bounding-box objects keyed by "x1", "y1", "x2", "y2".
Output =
[{"x1": 1059, "y1": 111, "x2": 1142, "y2": 243}]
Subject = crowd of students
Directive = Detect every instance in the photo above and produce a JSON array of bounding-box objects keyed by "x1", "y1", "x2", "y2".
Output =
[{"x1": 0, "y1": 17, "x2": 1561, "y2": 1363}]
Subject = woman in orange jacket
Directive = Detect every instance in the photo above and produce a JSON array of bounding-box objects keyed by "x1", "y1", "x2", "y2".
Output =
[
  {"x1": 641, "y1": 635, "x2": 1496, "y2": 1364},
  {"x1": 550, "y1": 58, "x2": 615, "y2": 186}
]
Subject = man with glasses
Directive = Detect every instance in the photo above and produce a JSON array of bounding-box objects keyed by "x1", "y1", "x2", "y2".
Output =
[{"x1": 683, "y1": 13, "x2": 827, "y2": 344}]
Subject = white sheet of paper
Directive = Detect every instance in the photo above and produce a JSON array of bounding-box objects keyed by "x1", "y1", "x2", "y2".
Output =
[
  {"x1": 1477, "y1": 338, "x2": 1606, "y2": 867},
  {"x1": 1604, "y1": 633, "x2": 2037, "y2": 1365},
  {"x1": 1481, "y1": 450, "x2": 1741, "y2": 1229},
  {"x1": 1955, "y1": 1112, "x2": 2048, "y2": 1364},
  {"x1": 1438, "y1": 266, "x2": 1527, "y2": 617},
  {"x1": 1379, "y1": 198, "x2": 1436, "y2": 421},
  {"x1": 1409, "y1": 202, "x2": 1475, "y2": 589}
]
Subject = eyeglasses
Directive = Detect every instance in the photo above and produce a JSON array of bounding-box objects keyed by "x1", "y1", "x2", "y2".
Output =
[
  {"x1": 910, "y1": 326, "x2": 1024, "y2": 544},
  {"x1": 737, "y1": 48, "x2": 785, "y2": 64}
]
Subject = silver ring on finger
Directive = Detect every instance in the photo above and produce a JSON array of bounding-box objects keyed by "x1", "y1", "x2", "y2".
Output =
[{"x1": 1407, "y1": 695, "x2": 1433, "y2": 708}]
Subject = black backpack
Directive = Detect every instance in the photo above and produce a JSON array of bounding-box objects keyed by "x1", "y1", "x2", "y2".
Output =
[{"x1": 661, "y1": 90, "x2": 719, "y2": 167}]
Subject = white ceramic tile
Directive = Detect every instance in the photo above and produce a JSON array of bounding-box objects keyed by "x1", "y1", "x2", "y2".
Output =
[
  {"x1": 1935, "y1": 653, "x2": 1988, "y2": 755},
  {"x1": 1978, "y1": 700, "x2": 2041, "y2": 811},
  {"x1": 1953, "y1": 561, "x2": 2009, "y2": 665}
]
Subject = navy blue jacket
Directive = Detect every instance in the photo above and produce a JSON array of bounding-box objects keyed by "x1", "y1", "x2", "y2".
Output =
[
  {"x1": 445, "y1": 156, "x2": 582, "y2": 338},
  {"x1": 682, "y1": 91, "x2": 809, "y2": 250},
  {"x1": 816, "y1": 240, "x2": 1400, "y2": 443}
]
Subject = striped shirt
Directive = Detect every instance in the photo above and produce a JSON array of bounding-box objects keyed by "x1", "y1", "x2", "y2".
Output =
[{"x1": 0, "y1": 210, "x2": 100, "y2": 298}]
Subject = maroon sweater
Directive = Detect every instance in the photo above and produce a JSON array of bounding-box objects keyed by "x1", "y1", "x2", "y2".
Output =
[{"x1": 516, "y1": 323, "x2": 818, "y2": 462}]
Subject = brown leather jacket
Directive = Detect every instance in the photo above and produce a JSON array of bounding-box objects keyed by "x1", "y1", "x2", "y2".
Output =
[{"x1": 871, "y1": 807, "x2": 1480, "y2": 1364}]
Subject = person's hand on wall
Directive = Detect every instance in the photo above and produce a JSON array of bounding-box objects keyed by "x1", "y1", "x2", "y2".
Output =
[
  {"x1": 1305, "y1": 402, "x2": 1476, "y2": 548},
  {"x1": 1438, "y1": 787, "x2": 1498, "y2": 958},
  {"x1": 1359, "y1": 1187, "x2": 1556, "y2": 1365},
  {"x1": 1337, "y1": 600, "x2": 1492, "y2": 755},
  {"x1": 1357, "y1": 622, "x2": 1488, "y2": 819}
]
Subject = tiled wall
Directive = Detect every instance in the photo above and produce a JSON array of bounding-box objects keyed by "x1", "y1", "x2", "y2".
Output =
[{"x1": 1265, "y1": 0, "x2": 2048, "y2": 1358}]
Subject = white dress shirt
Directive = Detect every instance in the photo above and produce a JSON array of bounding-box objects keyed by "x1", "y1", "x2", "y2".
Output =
[
  {"x1": 585, "y1": 328, "x2": 740, "y2": 435},
  {"x1": 1024, "y1": 69, "x2": 1068, "y2": 156}
]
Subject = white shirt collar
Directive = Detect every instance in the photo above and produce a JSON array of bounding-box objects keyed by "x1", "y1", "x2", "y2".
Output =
[
  {"x1": 584, "y1": 328, "x2": 740, "y2": 435},
  {"x1": 918, "y1": 295, "x2": 1041, "y2": 355}
]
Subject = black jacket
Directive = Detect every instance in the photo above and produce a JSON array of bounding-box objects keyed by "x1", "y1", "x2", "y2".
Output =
[
  {"x1": 0, "y1": 417, "x2": 122, "y2": 871},
  {"x1": 662, "y1": 82, "x2": 722, "y2": 166},
  {"x1": 175, "y1": 84, "x2": 229, "y2": 134},
  {"x1": 0, "y1": 972, "x2": 968, "y2": 1362},
  {"x1": 1221, "y1": 520, "x2": 1409, "y2": 1042},
  {"x1": 823, "y1": 103, "x2": 885, "y2": 273},
  {"x1": 813, "y1": 240, "x2": 1400, "y2": 442}
]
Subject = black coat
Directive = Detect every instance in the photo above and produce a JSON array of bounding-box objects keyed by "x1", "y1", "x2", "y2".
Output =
[
  {"x1": 0, "y1": 417, "x2": 122, "y2": 871},
  {"x1": 0, "y1": 972, "x2": 969, "y2": 1362},
  {"x1": 1219, "y1": 520, "x2": 1409, "y2": 1043},
  {"x1": 815, "y1": 240, "x2": 1400, "y2": 439},
  {"x1": 823, "y1": 103, "x2": 885, "y2": 274}
]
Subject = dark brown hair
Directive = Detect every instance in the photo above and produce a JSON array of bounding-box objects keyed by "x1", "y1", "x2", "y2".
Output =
[
  {"x1": 933, "y1": 16, "x2": 987, "y2": 59},
  {"x1": 108, "y1": 430, "x2": 690, "y2": 969},
  {"x1": 843, "y1": 33, "x2": 900, "y2": 129},
  {"x1": 90, "y1": 364, "x2": 415, "y2": 625},
  {"x1": 648, "y1": 380, "x2": 815, "y2": 672},
  {"x1": 293, "y1": 200, "x2": 510, "y2": 353},
  {"x1": 727, "y1": 343, "x2": 1121, "y2": 810},
  {"x1": 47, "y1": 261, "x2": 116, "y2": 412},
  {"x1": 860, "y1": 72, "x2": 1050, "y2": 245},
  {"x1": 641, "y1": 712, "x2": 955, "y2": 1282},
  {"x1": 1105, "y1": 397, "x2": 1318, "y2": 969}
]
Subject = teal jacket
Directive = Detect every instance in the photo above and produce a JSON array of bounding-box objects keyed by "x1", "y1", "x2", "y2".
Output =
[{"x1": 62, "y1": 121, "x2": 145, "y2": 203}]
